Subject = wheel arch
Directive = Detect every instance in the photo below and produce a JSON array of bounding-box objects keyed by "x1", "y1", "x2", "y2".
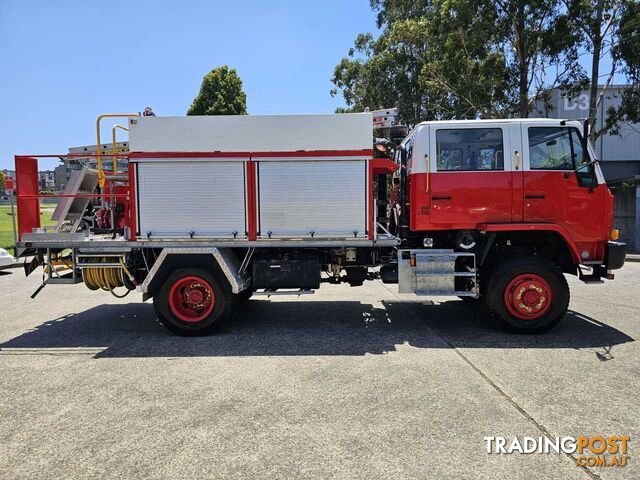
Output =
[
  {"x1": 142, "y1": 248, "x2": 250, "y2": 299},
  {"x1": 478, "y1": 224, "x2": 580, "y2": 274}
]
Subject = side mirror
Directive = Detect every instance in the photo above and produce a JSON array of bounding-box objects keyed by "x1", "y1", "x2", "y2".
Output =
[{"x1": 582, "y1": 119, "x2": 590, "y2": 163}]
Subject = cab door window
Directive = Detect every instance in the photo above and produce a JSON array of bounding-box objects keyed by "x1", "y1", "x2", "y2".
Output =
[
  {"x1": 528, "y1": 127, "x2": 580, "y2": 170},
  {"x1": 436, "y1": 128, "x2": 503, "y2": 171}
]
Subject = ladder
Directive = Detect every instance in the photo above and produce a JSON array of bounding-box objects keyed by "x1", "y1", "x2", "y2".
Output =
[{"x1": 51, "y1": 167, "x2": 99, "y2": 233}]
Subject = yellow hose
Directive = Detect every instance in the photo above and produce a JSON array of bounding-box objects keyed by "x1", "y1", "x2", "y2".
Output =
[{"x1": 83, "y1": 257, "x2": 134, "y2": 298}]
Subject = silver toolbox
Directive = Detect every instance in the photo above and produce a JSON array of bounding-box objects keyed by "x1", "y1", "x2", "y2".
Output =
[{"x1": 398, "y1": 249, "x2": 478, "y2": 296}]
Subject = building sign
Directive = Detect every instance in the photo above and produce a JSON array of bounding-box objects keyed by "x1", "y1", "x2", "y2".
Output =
[{"x1": 563, "y1": 93, "x2": 590, "y2": 111}]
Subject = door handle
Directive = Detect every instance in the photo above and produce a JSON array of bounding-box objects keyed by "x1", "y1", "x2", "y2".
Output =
[
  {"x1": 515, "y1": 151, "x2": 521, "y2": 170},
  {"x1": 432, "y1": 195, "x2": 452, "y2": 201},
  {"x1": 525, "y1": 194, "x2": 546, "y2": 199}
]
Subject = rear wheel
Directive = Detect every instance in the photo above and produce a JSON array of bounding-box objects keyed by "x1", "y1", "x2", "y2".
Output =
[
  {"x1": 485, "y1": 257, "x2": 569, "y2": 333},
  {"x1": 154, "y1": 267, "x2": 233, "y2": 336}
]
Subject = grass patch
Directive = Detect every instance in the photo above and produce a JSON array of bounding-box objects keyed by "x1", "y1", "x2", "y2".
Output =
[{"x1": 0, "y1": 205, "x2": 57, "y2": 255}]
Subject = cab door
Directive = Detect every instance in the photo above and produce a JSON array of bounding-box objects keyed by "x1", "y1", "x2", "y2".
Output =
[
  {"x1": 428, "y1": 123, "x2": 513, "y2": 227},
  {"x1": 521, "y1": 123, "x2": 604, "y2": 241}
]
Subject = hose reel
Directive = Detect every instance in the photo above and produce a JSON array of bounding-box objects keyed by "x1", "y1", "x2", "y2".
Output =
[{"x1": 81, "y1": 256, "x2": 136, "y2": 298}]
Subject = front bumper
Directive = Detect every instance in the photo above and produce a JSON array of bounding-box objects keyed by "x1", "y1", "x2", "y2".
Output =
[{"x1": 604, "y1": 241, "x2": 626, "y2": 270}]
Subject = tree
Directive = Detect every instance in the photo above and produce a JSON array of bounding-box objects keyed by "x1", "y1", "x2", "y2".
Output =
[
  {"x1": 331, "y1": 0, "x2": 582, "y2": 122},
  {"x1": 605, "y1": 0, "x2": 640, "y2": 134},
  {"x1": 187, "y1": 66, "x2": 247, "y2": 116},
  {"x1": 331, "y1": 1, "x2": 512, "y2": 124},
  {"x1": 561, "y1": 0, "x2": 622, "y2": 140},
  {"x1": 494, "y1": 0, "x2": 583, "y2": 117},
  {"x1": 420, "y1": 0, "x2": 513, "y2": 118},
  {"x1": 0, "y1": 171, "x2": 5, "y2": 191},
  {"x1": 331, "y1": 29, "x2": 432, "y2": 125}
]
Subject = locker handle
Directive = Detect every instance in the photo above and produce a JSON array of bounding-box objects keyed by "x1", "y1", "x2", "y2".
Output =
[{"x1": 432, "y1": 195, "x2": 452, "y2": 201}]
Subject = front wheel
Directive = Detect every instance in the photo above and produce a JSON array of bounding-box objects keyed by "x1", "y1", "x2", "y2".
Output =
[
  {"x1": 154, "y1": 267, "x2": 233, "y2": 336},
  {"x1": 485, "y1": 257, "x2": 569, "y2": 333}
]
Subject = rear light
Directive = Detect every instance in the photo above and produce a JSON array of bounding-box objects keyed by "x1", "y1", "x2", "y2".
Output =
[
  {"x1": 375, "y1": 144, "x2": 388, "y2": 153},
  {"x1": 610, "y1": 229, "x2": 620, "y2": 240}
]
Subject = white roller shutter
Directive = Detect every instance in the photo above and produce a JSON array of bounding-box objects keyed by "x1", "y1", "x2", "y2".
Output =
[
  {"x1": 137, "y1": 161, "x2": 246, "y2": 238},
  {"x1": 258, "y1": 160, "x2": 367, "y2": 238}
]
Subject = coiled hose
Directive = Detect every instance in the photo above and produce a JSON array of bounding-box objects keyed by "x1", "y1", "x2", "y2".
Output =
[{"x1": 83, "y1": 257, "x2": 136, "y2": 298}]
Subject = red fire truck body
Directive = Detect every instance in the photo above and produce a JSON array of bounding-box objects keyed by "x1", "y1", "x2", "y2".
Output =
[{"x1": 14, "y1": 113, "x2": 626, "y2": 335}]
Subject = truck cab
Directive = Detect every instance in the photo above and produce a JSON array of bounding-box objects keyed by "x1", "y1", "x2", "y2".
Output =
[
  {"x1": 392, "y1": 118, "x2": 625, "y2": 332},
  {"x1": 402, "y1": 119, "x2": 620, "y2": 267}
]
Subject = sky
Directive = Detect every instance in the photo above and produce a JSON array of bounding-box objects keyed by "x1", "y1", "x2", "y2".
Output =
[
  {"x1": 0, "y1": 0, "x2": 377, "y2": 170},
  {"x1": 0, "y1": 1, "x2": 625, "y2": 172}
]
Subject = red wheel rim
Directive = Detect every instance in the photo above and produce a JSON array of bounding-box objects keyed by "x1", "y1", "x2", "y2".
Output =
[
  {"x1": 168, "y1": 275, "x2": 215, "y2": 323},
  {"x1": 503, "y1": 273, "x2": 553, "y2": 321}
]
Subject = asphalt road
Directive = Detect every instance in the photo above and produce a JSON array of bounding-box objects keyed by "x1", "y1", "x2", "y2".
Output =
[{"x1": 0, "y1": 263, "x2": 639, "y2": 479}]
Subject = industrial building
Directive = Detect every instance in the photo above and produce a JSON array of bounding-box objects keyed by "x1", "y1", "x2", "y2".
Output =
[
  {"x1": 535, "y1": 86, "x2": 640, "y2": 251},
  {"x1": 54, "y1": 141, "x2": 130, "y2": 190}
]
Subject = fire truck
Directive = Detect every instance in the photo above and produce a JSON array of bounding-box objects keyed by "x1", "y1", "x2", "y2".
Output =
[{"x1": 13, "y1": 112, "x2": 626, "y2": 335}]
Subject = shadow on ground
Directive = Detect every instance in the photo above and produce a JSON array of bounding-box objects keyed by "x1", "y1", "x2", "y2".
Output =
[{"x1": 0, "y1": 298, "x2": 634, "y2": 358}]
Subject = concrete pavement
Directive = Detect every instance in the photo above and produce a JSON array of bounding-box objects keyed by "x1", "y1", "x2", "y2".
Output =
[{"x1": 0, "y1": 263, "x2": 638, "y2": 479}]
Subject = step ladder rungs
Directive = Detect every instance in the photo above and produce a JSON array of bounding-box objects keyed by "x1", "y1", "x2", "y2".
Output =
[{"x1": 253, "y1": 289, "x2": 315, "y2": 297}]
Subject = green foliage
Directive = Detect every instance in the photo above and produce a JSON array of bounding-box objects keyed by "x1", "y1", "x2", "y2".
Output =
[
  {"x1": 494, "y1": 0, "x2": 584, "y2": 117},
  {"x1": 187, "y1": 66, "x2": 248, "y2": 116},
  {"x1": 332, "y1": 0, "x2": 583, "y2": 123},
  {"x1": 606, "y1": 0, "x2": 640, "y2": 134},
  {"x1": 558, "y1": 1, "x2": 625, "y2": 139},
  {"x1": 0, "y1": 171, "x2": 5, "y2": 191}
]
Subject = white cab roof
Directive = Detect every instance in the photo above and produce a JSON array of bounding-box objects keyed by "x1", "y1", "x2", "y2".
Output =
[{"x1": 418, "y1": 118, "x2": 580, "y2": 126}]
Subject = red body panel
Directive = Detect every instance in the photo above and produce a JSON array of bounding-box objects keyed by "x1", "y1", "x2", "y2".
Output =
[
  {"x1": 246, "y1": 160, "x2": 257, "y2": 240},
  {"x1": 128, "y1": 163, "x2": 137, "y2": 240},
  {"x1": 522, "y1": 171, "x2": 610, "y2": 261},
  {"x1": 409, "y1": 168, "x2": 613, "y2": 263},
  {"x1": 15, "y1": 156, "x2": 41, "y2": 241},
  {"x1": 410, "y1": 172, "x2": 513, "y2": 230},
  {"x1": 430, "y1": 172, "x2": 513, "y2": 225},
  {"x1": 368, "y1": 161, "x2": 374, "y2": 240},
  {"x1": 371, "y1": 158, "x2": 398, "y2": 175}
]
